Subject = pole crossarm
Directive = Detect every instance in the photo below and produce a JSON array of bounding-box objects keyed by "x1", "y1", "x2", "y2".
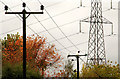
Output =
[
  {"x1": 68, "y1": 54, "x2": 87, "y2": 57},
  {"x1": 5, "y1": 12, "x2": 43, "y2": 14},
  {"x1": 67, "y1": 53, "x2": 87, "y2": 79}
]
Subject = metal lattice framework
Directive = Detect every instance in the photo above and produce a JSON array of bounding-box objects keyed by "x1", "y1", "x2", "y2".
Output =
[{"x1": 87, "y1": 0, "x2": 106, "y2": 65}]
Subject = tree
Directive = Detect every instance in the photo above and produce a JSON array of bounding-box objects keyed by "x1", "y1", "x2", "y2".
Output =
[
  {"x1": 80, "y1": 61, "x2": 120, "y2": 78},
  {"x1": 49, "y1": 59, "x2": 76, "y2": 77},
  {"x1": 2, "y1": 33, "x2": 63, "y2": 77},
  {"x1": 64, "y1": 60, "x2": 74, "y2": 77}
]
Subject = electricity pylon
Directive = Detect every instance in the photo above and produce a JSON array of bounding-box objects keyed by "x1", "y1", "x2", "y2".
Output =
[
  {"x1": 87, "y1": 0, "x2": 106, "y2": 65},
  {"x1": 80, "y1": 0, "x2": 114, "y2": 65}
]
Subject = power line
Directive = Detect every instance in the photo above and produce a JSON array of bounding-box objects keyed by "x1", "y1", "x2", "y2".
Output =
[
  {"x1": 27, "y1": 7, "x2": 79, "y2": 26},
  {"x1": 0, "y1": 0, "x2": 70, "y2": 23},
  {"x1": 0, "y1": 15, "x2": 117, "y2": 43},
  {"x1": 48, "y1": 34, "x2": 117, "y2": 63},
  {"x1": 49, "y1": 33, "x2": 80, "y2": 43},
  {"x1": 0, "y1": 1, "x2": 82, "y2": 39},
  {"x1": 0, "y1": 0, "x2": 118, "y2": 24},
  {"x1": 1, "y1": 0, "x2": 117, "y2": 26},
  {"x1": 20, "y1": 0, "x2": 72, "y2": 53},
  {"x1": 0, "y1": 0, "x2": 117, "y2": 52},
  {"x1": 59, "y1": 41, "x2": 88, "y2": 51},
  {"x1": 0, "y1": 0, "x2": 65, "y2": 12},
  {"x1": 0, "y1": 6, "x2": 79, "y2": 25},
  {"x1": 57, "y1": 33, "x2": 117, "y2": 51},
  {"x1": 0, "y1": 0, "x2": 83, "y2": 36},
  {"x1": 37, "y1": 0, "x2": 80, "y2": 51},
  {"x1": 0, "y1": 1, "x2": 41, "y2": 37},
  {"x1": 0, "y1": 13, "x2": 117, "y2": 43},
  {"x1": 0, "y1": 17, "x2": 80, "y2": 36},
  {"x1": 0, "y1": 0, "x2": 69, "y2": 39},
  {"x1": 0, "y1": 1, "x2": 21, "y2": 20},
  {"x1": 1, "y1": 5, "x2": 115, "y2": 35},
  {"x1": 1, "y1": 5, "x2": 116, "y2": 26},
  {"x1": 0, "y1": 30, "x2": 88, "y2": 52},
  {"x1": 29, "y1": 19, "x2": 81, "y2": 36}
]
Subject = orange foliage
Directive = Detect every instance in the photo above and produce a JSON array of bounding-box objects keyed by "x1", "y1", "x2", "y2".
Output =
[{"x1": 2, "y1": 33, "x2": 64, "y2": 77}]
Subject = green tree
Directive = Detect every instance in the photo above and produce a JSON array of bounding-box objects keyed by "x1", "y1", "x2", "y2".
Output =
[{"x1": 81, "y1": 61, "x2": 120, "y2": 78}]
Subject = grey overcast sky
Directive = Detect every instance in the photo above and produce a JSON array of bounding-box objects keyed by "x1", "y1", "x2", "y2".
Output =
[{"x1": 0, "y1": 0, "x2": 119, "y2": 69}]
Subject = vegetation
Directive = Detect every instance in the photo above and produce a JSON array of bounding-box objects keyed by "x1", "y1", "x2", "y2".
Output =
[
  {"x1": 1, "y1": 32, "x2": 120, "y2": 78},
  {"x1": 2, "y1": 33, "x2": 63, "y2": 78},
  {"x1": 2, "y1": 63, "x2": 42, "y2": 79},
  {"x1": 55, "y1": 60, "x2": 75, "y2": 77},
  {"x1": 80, "y1": 61, "x2": 120, "y2": 78},
  {"x1": 64, "y1": 60, "x2": 74, "y2": 77}
]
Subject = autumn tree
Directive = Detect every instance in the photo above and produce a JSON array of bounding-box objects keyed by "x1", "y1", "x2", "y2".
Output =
[
  {"x1": 2, "y1": 33, "x2": 63, "y2": 77},
  {"x1": 80, "y1": 61, "x2": 120, "y2": 78}
]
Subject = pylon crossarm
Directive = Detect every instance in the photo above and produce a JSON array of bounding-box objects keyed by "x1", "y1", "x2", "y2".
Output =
[
  {"x1": 102, "y1": 17, "x2": 113, "y2": 24},
  {"x1": 81, "y1": 17, "x2": 90, "y2": 22}
]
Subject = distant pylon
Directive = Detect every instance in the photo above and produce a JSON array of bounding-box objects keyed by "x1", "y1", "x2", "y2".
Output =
[
  {"x1": 87, "y1": 0, "x2": 106, "y2": 65},
  {"x1": 79, "y1": 0, "x2": 114, "y2": 65}
]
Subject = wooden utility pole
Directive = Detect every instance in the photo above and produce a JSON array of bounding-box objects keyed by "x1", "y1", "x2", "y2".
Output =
[{"x1": 4, "y1": 3, "x2": 44, "y2": 79}]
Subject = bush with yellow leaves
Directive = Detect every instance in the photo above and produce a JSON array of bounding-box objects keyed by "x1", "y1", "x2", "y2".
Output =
[{"x1": 80, "y1": 60, "x2": 120, "y2": 78}]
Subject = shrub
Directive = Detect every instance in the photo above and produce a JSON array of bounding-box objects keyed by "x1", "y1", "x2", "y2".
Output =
[{"x1": 2, "y1": 63, "x2": 42, "y2": 79}]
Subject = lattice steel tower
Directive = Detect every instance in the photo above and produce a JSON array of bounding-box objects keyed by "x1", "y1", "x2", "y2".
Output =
[{"x1": 87, "y1": 0, "x2": 106, "y2": 65}]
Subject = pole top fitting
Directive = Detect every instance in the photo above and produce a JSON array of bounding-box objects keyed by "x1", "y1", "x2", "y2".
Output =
[
  {"x1": 40, "y1": 5, "x2": 44, "y2": 11},
  {"x1": 4, "y1": 5, "x2": 8, "y2": 11},
  {"x1": 23, "y1": 2, "x2": 26, "y2": 8}
]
